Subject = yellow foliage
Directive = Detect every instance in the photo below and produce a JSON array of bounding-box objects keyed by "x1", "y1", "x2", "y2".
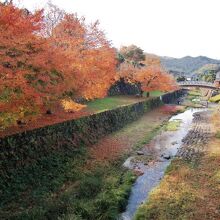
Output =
[
  {"x1": 61, "y1": 98, "x2": 86, "y2": 112},
  {"x1": 209, "y1": 94, "x2": 220, "y2": 102}
]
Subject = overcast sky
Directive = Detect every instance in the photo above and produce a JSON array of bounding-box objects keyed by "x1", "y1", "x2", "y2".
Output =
[{"x1": 12, "y1": 0, "x2": 220, "y2": 59}]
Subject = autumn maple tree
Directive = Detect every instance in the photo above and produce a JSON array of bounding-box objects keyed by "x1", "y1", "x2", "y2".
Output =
[
  {"x1": 0, "y1": 2, "x2": 116, "y2": 122},
  {"x1": 134, "y1": 65, "x2": 178, "y2": 96},
  {"x1": 50, "y1": 13, "x2": 117, "y2": 100},
  {"x1": 0, "y1": 3, "x2": 50, "y2": 111},
  {"x1": 0, "y1": 2, "x2": 177, "y2": 130},
  {"x1": 117, "y1": 47, "x2": 178, "y2": 96}
]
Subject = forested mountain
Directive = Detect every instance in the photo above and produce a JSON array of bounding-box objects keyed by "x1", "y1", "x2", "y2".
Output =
[
  {"x1": 160, "y1": 56, "x2": 220, "y2": 76},
  {"x1": 194, "y1": 64, "x2": 220, "y2": 75},
  {"x1": 145, "y1": 53, "x2": 220, "y2": 77}
]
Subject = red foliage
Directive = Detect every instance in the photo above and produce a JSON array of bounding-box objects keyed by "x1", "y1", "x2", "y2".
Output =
[
  {"x1": 134, "y1": 66, "x2": 178, "y2": 92},
  {"x1": 50, "y1": 14, "x2": 117, "y2": 99},
  {"x1": 0, "y1": 3, "x2": 116, "y2": 116},
  {"x1": 159, "y1": 105, "x2": 179, "y2": 114},
  {"x1": 118, "y1": 57, "x2": 178, "y2": 93},
  {"x1": 0, "y1": 3, "x2": 66, "y2": 111}
]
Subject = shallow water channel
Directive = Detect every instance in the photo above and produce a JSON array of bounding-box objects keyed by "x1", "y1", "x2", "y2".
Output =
[{"x1": 121, "y1": 108, "x2": 204, "y2": 220}]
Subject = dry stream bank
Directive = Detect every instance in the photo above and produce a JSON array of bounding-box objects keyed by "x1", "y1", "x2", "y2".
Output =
[
  {"x1": 122, "y1": 108, "x2": 205, "y2": 220},
  {"x1": 133, "y1": 93, "x2": 220, "y2": 220}
]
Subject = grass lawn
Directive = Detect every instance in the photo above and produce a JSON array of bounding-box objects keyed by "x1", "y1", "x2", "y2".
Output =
[
  {"x1": 87, "y1": 92, "x2": 164, "y2": 113},
  {"x1": 142, "y1": 91, "x2": 165, "y2": 97},
  {"x1": 149, "y1": 91, "x2": 165, "y2": 97},
  {"x1": 86, "y1": 96, "x2": 146, "y2": 112}
]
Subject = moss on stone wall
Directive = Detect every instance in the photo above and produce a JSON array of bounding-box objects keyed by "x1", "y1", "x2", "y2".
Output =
[{"x1": 0, "y1": 90, "x2": 183, "y2": 175}]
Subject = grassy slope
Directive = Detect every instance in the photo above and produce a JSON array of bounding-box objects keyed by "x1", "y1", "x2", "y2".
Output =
[
  {"x1": 0, "y1": 144, "x2": 136, "y2": 220},
  {"x1": 149, "y1": 91, "x2": 165, "y2": 97},
  {"x1": 134, "y1": 110, "x2": 220, "y2": 220}
]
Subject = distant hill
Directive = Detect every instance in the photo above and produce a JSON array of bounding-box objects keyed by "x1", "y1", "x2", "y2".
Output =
[
  {"x1": 160, "y1": 56, "x2": 220, "y2": 76},
  {"x1": 144, "y1": 53, "x2": 220, "y2": 77},
  {"x1": 194, "y1": 63, "x2": 220, "y2": 75}
]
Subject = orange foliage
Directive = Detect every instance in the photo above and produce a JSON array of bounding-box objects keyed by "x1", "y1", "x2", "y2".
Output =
[
  {"x1": 134, "y1": 66, "x2": 178, "y2": 92},
  {"x1": 0, "y1": 2, "x2": 116, "y2": 117},
  {"x1": 0, "y1": 3, "x2": 67, "y2": 111},
  {"x1": 0, "y1": 1, "x2": 177, "y2": 130},
  {"x1": 50, "y1": 14, "x2": 117, "y2": 99},
  {"x1": 118, "y1": 57, "x2": 178, "y2": 93},
  {"x1": 117, "y1": 62, "x2": 137, "y2": 83}
]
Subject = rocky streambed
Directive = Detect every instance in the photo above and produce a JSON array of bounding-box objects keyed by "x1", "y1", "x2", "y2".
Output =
[{"x1": 121, "y1": 108, "x2": 207, "y2": 220}]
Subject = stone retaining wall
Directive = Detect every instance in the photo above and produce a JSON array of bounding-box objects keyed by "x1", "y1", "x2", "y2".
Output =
[
  {"x1": 0, "y1": 90, "x2": 183, "y2": 174},
  {"x1": 161, "y1": 89, "x2": 186, "y2": 104}
]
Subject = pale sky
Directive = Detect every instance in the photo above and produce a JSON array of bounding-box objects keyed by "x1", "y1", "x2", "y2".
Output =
[{"x1": 12, "y1": 0, "x2": 220, "y2": 59}]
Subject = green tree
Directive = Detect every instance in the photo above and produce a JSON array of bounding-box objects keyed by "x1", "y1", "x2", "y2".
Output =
[
  {"x1": 176, "y1": 76, "x2": 186, "y2": 82},
  {"x1": 119, "y1": 45, "x2": 145, "y2": 64},
  {"x1": 199, "y1": 70, "x2": 216, "y2": 82},
  {"x1": 116, "y1": 52, "x2": 125, "y2": 64}
]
